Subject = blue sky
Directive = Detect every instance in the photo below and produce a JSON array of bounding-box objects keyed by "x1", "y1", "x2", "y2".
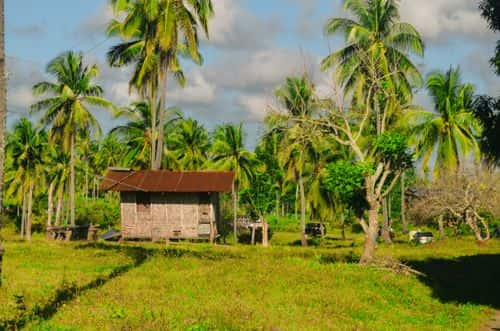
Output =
[{"x1": 5, "y1": 0, "x2": 499, "y2": 147}]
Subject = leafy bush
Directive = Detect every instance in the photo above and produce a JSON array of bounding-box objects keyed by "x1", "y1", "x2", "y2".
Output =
[{"x1": 76, "y1": 196, "x2": 120, "y2": 229}]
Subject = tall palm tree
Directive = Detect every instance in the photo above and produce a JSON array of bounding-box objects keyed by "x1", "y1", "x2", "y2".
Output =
[
  {"x1": 107, "y1": 0, "x2": 213, "y2": 170},
  {"x1": 167, "y1": 118, "x2": 210, "y2": 170},
  {"x1": 321, "y1": 0, "x2": 424, "y2": 101},
  {"x1": 5, "y1": 118, "x2": 46, "y2": 241},
  {"x1": 211, "y1": 123, "x2": 260, "y2": 244},
  {"x1": 31, "y1": 51, "x2": 116, "y2": 226},
  {"x1": 271, "y1": 75, "x2": 318, "y2": 246},
  {"x1": 403, "y1": 67, "x2": 481, "y2": 176}
]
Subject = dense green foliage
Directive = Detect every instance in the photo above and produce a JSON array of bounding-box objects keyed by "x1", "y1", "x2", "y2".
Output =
[{"x1": 479, "y1": 0, "x2": 500, "y2": 75}]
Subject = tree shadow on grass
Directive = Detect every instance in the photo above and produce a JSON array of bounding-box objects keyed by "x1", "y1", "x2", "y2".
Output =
[
  {"x1": 1, "y1": 245, "x2": 151, "y2": 329},
  {"x1": 75, "y1": 242, "x2": 245, "y2": 261},
  {"x1": 408, "y1": 254, "x2": 500, "y2": 309},
  {"x1": 290, "y1": 236, "x2": 356, "y2": 248}
]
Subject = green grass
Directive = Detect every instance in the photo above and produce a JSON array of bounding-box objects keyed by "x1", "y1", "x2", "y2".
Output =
[{"x1": 0, "y1": 230, "x2": 499, "y2": 330}]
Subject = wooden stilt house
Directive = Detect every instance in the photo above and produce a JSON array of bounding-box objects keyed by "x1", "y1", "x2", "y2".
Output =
[{"x1": 100, "y1": 169, "x2": 234, "y2": 242}]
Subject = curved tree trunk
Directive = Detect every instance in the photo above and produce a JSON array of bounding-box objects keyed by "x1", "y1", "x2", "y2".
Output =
[
  {"x1": 360, "y1": 203, "x2": 379, "y2": 264},
  {"x1": 465, "y1": 211, "x2": 484, "y2": 241},
  {"x1": 357, "y1": 215, "x2": 369, "y2": 234},
  {"x1": 70, "y1": 133, "x2": 76, "y2": 226},
  {"x1": 480, "y1": 218, "x2": 491, "y2": 241},
  {"x1": 298, "y1": 175, "x2": 307, "y2": 247},
  {"x1": 26, "y1": 179, "x2": 34, "y2": 242}
]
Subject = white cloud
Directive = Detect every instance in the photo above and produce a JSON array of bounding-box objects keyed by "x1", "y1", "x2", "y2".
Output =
[
  {"x1": 8, "y1": 86, "x2": 36, "y2": 111},
  {"x1": 207, "y1": 48, "x2": 316, "y2": 91},
  {"x1": 400, "y1": 0, "x2": 494, "y2": 43},
  {"x1": 6, "y1": 58, "x2": 44, "y2": 113},
  {"x1": 169, "y1": 69, "x2": 217, "y2": 106},
  {"x1": 205, "y1": 0, "x2": 280, "y2": 49},
  {"x1": 236, "y1": 93, "x2": 274, "y2": 121}
]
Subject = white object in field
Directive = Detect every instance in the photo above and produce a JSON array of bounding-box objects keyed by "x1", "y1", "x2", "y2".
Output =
[
  {"x1": 409, "y1": 230, "x2": 419, "y2": 241},
  {"x1": 418, "y1": 236, "x2": 433, "y2": 244}
]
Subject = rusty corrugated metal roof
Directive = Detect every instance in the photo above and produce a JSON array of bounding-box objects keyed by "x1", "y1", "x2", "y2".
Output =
[{"x1": 100, "y1": 169, "x2": 234, "y2": 193}]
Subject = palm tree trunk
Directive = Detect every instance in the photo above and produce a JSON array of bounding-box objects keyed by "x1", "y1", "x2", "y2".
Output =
[
  {"x1": 298, "y1": 175, "x2": 307, "y2": 247},
  {"x1": 26, "y1": 179, "x2": 34, "y2": 242},
  {"x1": 55, "y1": 190, "x2": 63, "y2": 226},
  {"x1": 47, "y1": 181, "x2": 54, "y2": 227},
  {"x1": 0, "y1": 0, "x2": 6, "y2": 286},
  {"x1": 295, "y1": 183, "x2": 298, "y2": 221},
  {"x1": 70, "y1": 133, "x2": 76, "y2": 226},
  {"x1": 275, "y1": 190, "x2": 280, "y2": 219},
  {"x1": 84, "y1": 167, "x2": 88, "y2": 205},
  {"x1": 401, "y1": 172, "x2": 407, "y2": 233},
  {"x1": 232, "y1": 180, "x2": 238, "y2": 244},
  {"x1": 21, "y1": 189, "x2": 26, "y2": 238},
  {"x1": 154, "y1": 72, "x2": 167, "y2": 170},
  {"x1": 149, "y1": 85, "x2": 158, "y2": 170}
]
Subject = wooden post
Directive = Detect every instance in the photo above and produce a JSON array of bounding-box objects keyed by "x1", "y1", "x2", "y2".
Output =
[
  {"x1": 209, "y1": 193, "x2": 218, "y2": 244},
  {"x1": 251, "y1": 224, "x2": 256, "y2": 245}
]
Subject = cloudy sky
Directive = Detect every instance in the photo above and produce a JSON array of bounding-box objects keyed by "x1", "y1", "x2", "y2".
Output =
[{"x1": 6, "y1": 0, "x2": 499, "y2": 148}]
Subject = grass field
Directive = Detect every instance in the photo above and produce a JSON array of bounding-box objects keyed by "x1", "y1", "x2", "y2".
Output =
[{"x1": 0, "y1": 229, "x2": 499, "y2": 330}]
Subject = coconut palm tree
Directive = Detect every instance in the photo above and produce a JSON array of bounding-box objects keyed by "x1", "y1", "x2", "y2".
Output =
[
  {"x1": 167, "y1": 118, "x2": 210, "y2": 170},
  {"x1": 31, "y1": 51, "x2": 116, "y2": 226},
  {"x1": 5, "y1": 118, "x2": 46, "y2": 241},
  {"x1": 402, "y1": 67, "x2": 481, "y2": 176},
  {"x1": 107, "y1": 0, "x2": 213, "y2": 170},
  {"x1": 271, "y1": 75, "x2": 318, "y2": 246},
  {"x1": 211, "y1": 123, "x2": 260, "y2": 244},
  {"x1": 321, "y1": 0, "x2": 424, "y2": 100}
]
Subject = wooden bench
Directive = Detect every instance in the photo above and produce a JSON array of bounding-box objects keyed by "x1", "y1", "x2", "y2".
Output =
[{"x1": 46, "y1": 224, "x2": 100, "y2": 242}]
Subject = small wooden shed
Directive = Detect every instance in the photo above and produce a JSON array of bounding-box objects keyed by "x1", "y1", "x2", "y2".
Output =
[{"x1": 100, "y1": 169, "x2": 234, "y2": 242}]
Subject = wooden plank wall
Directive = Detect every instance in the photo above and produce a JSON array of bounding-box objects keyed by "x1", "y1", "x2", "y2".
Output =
[{"x1": 120, "y1": 192, "x2": 218, "y2": 240}]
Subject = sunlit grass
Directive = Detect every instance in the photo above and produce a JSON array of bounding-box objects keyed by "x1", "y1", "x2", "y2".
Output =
[{"x1": 0, "y1": 230, "x2": 498, "y2": 330}]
